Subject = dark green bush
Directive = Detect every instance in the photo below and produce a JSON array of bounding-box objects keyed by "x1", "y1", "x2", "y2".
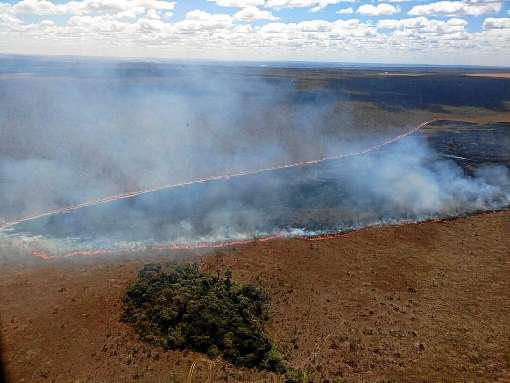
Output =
[{"x1": 121, "y1": 263, "x2": 286, "y2": 372}]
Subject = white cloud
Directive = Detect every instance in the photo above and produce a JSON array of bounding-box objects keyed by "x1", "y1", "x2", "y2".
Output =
[
  {"x1": 0, "y1": 13, "x2": 23, "y2": 30},
  {"x1": 172, "y1": 10, "x2": 233, "y2": 33},
  {"x1": 67, "y1": 14, "x2": 133, "y2": 33},
  {"x1": 377, "y1": 16, "x2": 468, "y2": 35},
  {"x1": 447, "y1": 17, "x2": 468, "y2": 26},
  {"x1": 233, "y1": 6, "x2": 278, "y2": 21},
  {"x1": 408, "y1": 1, "x2": 501, "y2": 17},
  {"x1": 337, "y1": 7, "x2": 353, "y2": 14},
  {"x1": 377, "y1": 16, "x2": 429, "y2": 29},
  {"x1": 4, "y1": 0, "x2": 175, "y2": 17},
  {"x1": 296, "y1": 19, "x2": 331, "y2": 31},
  {"x1": 257, "y1": 21, "x2": 287, "y2": 33},
  {"x1": 145, "y1": 8, "x2": 160, "y2": 19},
  {"x1": 185, "y1": 9, "x2": 230, "y2": 21},
  {"x1": 310, "y1": 0, "x2": 348, "y2": 12},
  {"x1": 11, "y1": 0, "x2": 68, "y2": 16},
  {"x1": 464, "y1": 0, "x2": 503, "y2": 3},
  {"x1": 265, "y1": 0, "x2": 351, "y2": 12},
  {"x1": 483, "y1": 17, "x2": 510, "y2": 29},
  {"x1": 207, "y1": 0, "x2": 265, "y2": 7},
  {"x1": 257, "y1": 18, "x2": 377, "y2": 39},
  {"x1": 357, "y1": 3, "x2": 400, "y2": 16}
]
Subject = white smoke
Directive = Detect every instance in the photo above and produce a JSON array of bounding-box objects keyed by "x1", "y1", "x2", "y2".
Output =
[
  {"x1": 0, "y1": 58, "x2": 509, "y2": 259},
  {"x1": 341, "y1": 136, "x2": 510, "y2": 218}
]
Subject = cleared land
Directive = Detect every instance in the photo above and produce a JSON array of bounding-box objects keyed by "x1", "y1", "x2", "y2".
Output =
[{"x1": 1, "y1": 210, "x2": 509, "y2": 383}]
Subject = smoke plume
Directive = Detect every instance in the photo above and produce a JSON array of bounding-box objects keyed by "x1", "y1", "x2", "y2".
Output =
[{"x1": 0, "y1": 57, "x2": 509, "y2": 257}]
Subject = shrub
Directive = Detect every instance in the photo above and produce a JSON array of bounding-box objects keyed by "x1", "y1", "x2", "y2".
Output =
[{"x1": 121, "y1": 263, "x2": 286, "y2": 372}]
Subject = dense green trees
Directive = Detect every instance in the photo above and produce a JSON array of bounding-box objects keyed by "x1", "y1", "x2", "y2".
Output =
[{"x1": 122, "y1": 263, "x2": 285, "y2": 372}]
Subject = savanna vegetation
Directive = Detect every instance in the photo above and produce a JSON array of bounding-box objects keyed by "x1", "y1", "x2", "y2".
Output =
[{"x1": 121, "y1": 263, "x2": 287, "y2": 373}]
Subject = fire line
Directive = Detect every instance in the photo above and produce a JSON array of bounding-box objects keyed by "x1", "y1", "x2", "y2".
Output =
[{"x1": 0, "y1": 119, "x2": 441, "y2": 259}]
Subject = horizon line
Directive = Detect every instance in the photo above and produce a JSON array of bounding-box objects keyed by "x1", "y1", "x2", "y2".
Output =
[{"x1": 1, "y1": 51, "x2": 510, "y2": 70}]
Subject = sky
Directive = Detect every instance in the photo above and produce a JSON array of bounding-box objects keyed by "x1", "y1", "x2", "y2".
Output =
[{"x1": 0, "y1": 0, "x2": 509, "y2": 65}]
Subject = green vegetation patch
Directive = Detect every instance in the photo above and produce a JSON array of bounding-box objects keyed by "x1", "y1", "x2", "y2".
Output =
[{"x1": 121, "y1": 263, "x2": 286, "y2": 372}]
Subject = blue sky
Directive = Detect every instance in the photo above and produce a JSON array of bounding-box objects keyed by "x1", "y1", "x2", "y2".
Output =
[{"x1": 0, "y1": 0, "x2": 509, "y2": 65}]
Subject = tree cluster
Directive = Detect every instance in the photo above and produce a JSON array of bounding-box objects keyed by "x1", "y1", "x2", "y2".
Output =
[{"x1": 122, "y1": 263, "x2": 286, "y2": 372}]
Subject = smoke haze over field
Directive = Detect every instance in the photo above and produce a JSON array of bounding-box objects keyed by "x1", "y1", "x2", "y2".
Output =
[
  {"x1": 0, "y1": 60, "x2": 363, "y2": 222},
  {"x1": 2, "y1": 137, "x2": 509, "y2": 257},
  {"x1": 0, "y1": 57, "x2": 509, "y2": 256}
]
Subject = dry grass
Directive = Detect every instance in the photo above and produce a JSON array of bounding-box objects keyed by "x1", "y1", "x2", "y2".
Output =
[
  {"x1": 465, "y1": 73, "x2": 510, "y2": 79},
  {"x1": 1, "y1": 210, "x2": 509, "y2": 382}
]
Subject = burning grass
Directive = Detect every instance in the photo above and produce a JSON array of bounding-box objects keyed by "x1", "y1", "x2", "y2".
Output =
[{"x1": 121, "y1": 263, "x2": 287, "y2": 373}]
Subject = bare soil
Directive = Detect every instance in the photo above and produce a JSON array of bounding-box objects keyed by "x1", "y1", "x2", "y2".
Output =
[
  {"x1": 466, "y1": 73, "x2": 510, "y2": 79},
  {"x1": 1, "y1": 211, "x2": 509, "y2": 383}
]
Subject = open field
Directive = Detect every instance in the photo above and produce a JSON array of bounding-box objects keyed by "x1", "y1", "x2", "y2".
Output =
[
  {"x1": 466, "y1": 73, "x2": 510, "y2": 79},
  {"x1": 1, "y1": 59, "x2": 510, "y2": 382},
  {"x1": 1, "y1": 210, "x2": 509, "y2": 382}
]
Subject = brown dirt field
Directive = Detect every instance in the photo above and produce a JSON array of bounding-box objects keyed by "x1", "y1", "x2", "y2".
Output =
[
  {"x1": 465, "y1": 73, "x2": 510, "y2": 79},
  {"x1": 1, "y1": 211, "x2": 509, "y2": 383}
]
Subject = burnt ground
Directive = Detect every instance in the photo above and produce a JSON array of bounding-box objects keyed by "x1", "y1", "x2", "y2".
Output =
[
  {"x1": 421, "y1": 120, "x2": 510, "y2": 168},
  {"x1": 1, "y1": 210, "x2": 509, "y2": 383},
  {"x1": 5, "y1": 119, "x2": 509, "y2": 251}
]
